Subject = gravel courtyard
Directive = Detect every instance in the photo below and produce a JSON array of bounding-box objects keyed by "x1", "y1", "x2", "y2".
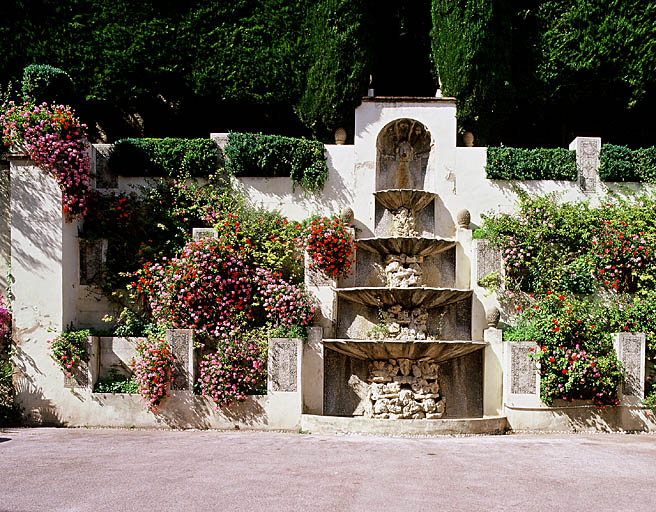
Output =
[{"x1": 1, "y1": 428, "x2": 655, "y2": 512}]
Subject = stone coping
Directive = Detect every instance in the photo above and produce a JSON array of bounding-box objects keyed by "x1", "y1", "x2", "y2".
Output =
[
  {"x1": 322, "y1": 339, "x2": 486, "y2": 362},
  {"x1": 361, "y1": 96, "x2": 457, "y2": 103}
]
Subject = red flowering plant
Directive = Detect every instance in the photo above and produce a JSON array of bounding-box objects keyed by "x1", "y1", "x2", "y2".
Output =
[
  {"x1": 48, "y1": 329, "x2": 90, "y2": 379},
  {"x1": 300, "y1": 216, "x2": 355, "y2": 279},
  {"x1": 507, "y1": 292, "x2": 623, "y2": 405},
  {"x1": 132, "y1": 237, "x2": 255, "y2": 339},
  {"x1": 131, "y1": 337, "x2": 175, "y2": 412},
  {"x1": 1, "y1": 101, "x2": 91, "y2": 218}
]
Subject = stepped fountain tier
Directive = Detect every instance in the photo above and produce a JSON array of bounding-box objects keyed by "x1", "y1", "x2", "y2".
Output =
[
  {"x1": 373, "y1": 189, "x2": 436, "y2": 211},
  {"x1": 355, "y1": 236, "x2": 455, "y2": 258},
  {"x1": 334, "y1": 287, "x2": 471, "y2": 309},
  {"x1": 322, "y1": 339, "x2": 485, "y2": 362}
]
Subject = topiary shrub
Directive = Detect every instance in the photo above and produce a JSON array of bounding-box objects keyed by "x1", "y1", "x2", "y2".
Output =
[
  {"x1": 21, "y1": 64, "x2": 74, "y2": 105},
  {"x1": 224, "y1": 132, "x2": 327, "y2": 192},
  {"x1": 486, "y1": 147, "x2": 577, "y2": 180},
  {"x1": 599, "y1": 144, "x2": 656, "y2": 182},
  {"x1": 108, "y1": 138, "x2": 220, "y2": 177}
]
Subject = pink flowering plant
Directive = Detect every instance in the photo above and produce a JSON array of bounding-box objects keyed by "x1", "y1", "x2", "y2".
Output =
[
  {"x1": 131, "y1": 337, "x2": 175, "y2": 412},
  {"x1": 0, "y1": 296, "x2": 10, "y2": 342},
  {"x1": 1, "y1": 101, "x2": 91, "y2": 218},
  {"x1": 300, "y1": 216, "x2": 355, "y2": 279},
  {"x1": 198, "y1": 336, "x2": 266, "y2": 409},
  {"x1": 48, "y1": 329, "x2": 90, "y2": 378}
]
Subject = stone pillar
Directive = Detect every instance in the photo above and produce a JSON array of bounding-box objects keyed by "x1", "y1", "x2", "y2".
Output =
[
  {"x1": 474, "y1": 238, "x2": 503, "y2": 285},
  {"x1": 455, "y1": 225, "x2": 472, "y2": 289},
  {"x1": 503, "y1": 341, "x2": 541, "y2": 409},
  {"x1": 192, "y1": 228, "x2": 218, "y2": 240},
  {"x1": 10, "y1": 159, "x2": 81, "y2": 421},
  {"x1": 569, "y1": 137, "x2": 601, "y2": 194},
  {"x1": 79, "y1": 238, "x2": 107, "y2": 285},
  {"x1": 166, "y1": 329, "x2": 195, "y2": 391},
  {"x1": 302, "y1": 326, "x2": 324, "y2": 414},
  {"x1": 304, "y1": 251, "x2": 337, "y2": 338},
  {"x1": 613, "y1": 332, "x2": 646, "y2": 405},
  {"x1": 483, "y1": 327, "x2": 504, "y2": 416},
  {"x1": 268, "y1": 338, "x2": 303, "y2": 393},
  {"x1": 63, "y1": 336, "x2": 99, "y2": 390},
  {"x1": 89, "y1": 144, "x2": 117, "y2": 189}
]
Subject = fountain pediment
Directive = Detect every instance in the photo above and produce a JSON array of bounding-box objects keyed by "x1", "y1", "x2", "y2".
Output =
[
  {"x1": 356, "y1": 237, "x2": 455, "y2": 258},
  {"x1": 322, "y1": 339, "x2": 486, "y2": 363},
  {"x1": 334, "y1": 287, "x2": 471, "y2": 309}
]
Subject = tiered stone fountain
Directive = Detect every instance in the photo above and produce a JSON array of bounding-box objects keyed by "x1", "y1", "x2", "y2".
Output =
[{"x1": 321, "y1": 118, "x2": 486, "y2": 420}]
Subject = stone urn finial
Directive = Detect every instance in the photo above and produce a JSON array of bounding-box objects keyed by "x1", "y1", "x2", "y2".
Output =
[
  {"x1": 456, "y1": 209, "x2": 471, "y2": 229},
  {"x1": 334, "y1": 127, "x2": 347, "y2": 145},
  {"x1": 340, "y1": 206, "x2": 354, "y2": 226},
  {"x1": 486, "y1": 307, "x2": 500, "y2": 328},
  {"x1": 463, "y1": 131, "x2": 475, "y2": 147}
]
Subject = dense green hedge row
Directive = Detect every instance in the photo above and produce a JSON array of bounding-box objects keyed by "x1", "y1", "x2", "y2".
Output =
[
  {"x1": 599, "y1": 144, "x2": 656, "y2": 182},
  {"x1": 224, "y1": 132, "x2": 327, "y2": 192},
  {"x1": 486, "y1": 147, "x2": 577, "y2": 180},
  {"x1": 108, "y1": 138, "x2": 220, "y2": 178}
]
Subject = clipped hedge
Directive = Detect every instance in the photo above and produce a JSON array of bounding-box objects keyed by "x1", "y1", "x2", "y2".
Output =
[
  {"x1": 108, "y1": 138, "x2": 220, "y2": 177},
  {"x1": 599, "y1": 144, "x2": 656, "y2": 182},
  {"x1": 486, "y1": 147, "x2": 577, "y2": 180},
  {"x1": 224, "y1": 132, "x2": 327, "y2": 192},
  {"x1": 22, "y1": 64, "x2": 74, "y2": 105}
]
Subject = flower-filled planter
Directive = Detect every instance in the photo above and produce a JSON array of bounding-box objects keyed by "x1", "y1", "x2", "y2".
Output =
[
  {"x1": 48, "y1": 330, "x2": 92, "y2": 387},
  {"x1": 300, "y1": 216, "x2": 355, "y2": 280}
]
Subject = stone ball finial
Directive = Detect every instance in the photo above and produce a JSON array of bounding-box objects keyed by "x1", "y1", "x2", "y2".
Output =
[
  {"x1": 334, "y1": 127, "x2": 347, "y2": 145},
  {"x1": 486, "y1": 307, "x2": 500, "y2": 328},
  {"x1": 340, "y1": 206, "x2": 354, "y2": 226},
  {"x1": 463, "y1": 131, "x2": 475, "y2": 147},
  {"x1": 456, "y1": 209, "x2": 471, "y2": 229}
]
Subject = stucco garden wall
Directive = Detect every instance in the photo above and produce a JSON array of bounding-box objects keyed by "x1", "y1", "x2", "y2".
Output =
[{"x1": 4, "y1": 98, "x2": 655, "y2": 432}]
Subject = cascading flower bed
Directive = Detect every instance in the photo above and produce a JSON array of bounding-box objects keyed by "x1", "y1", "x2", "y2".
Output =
[
  {"x1": 300, "y1": 215, "x2": 355, "y2": 279},
  {"x1": 131, "y1": 337, "x2": 175, "y2": 413},
  {"x1": 133, "y1": 234, "x2": 316, "y2": 408},
  {"x1": 1, "y1": 101, "x2": 91, "y2": 218}
]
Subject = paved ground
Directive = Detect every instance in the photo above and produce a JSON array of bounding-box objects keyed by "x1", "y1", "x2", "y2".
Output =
[{"x1": 1, "y1": 428, "x2": 655, "y2": 512}]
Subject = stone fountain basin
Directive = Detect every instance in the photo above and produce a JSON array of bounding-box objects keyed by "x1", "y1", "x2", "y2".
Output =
[
  {"x1": 334, "y1": 287, "x2": 472, "y2": 309},
  {"x1": 322, "y1": 339, "x2": 486, "y2": 363},
  {"x1": 374, "y1": 189, "x2": 436, "y2": 211},
  {"x1": 356, "y1": 237, "x2": 456, "y2": 258}
]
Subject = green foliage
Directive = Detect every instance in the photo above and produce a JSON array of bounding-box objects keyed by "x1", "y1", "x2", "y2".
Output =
[
  {"x1": 0, "y1": 351, "x2": 20, "y2": 427},
  {"x1": 21, "y1": 64, "x2": 73, "y2": 105},
  {"x1": 94, "y1": 369, "x2": 139, "y2": 394},
  {"x1": 482, "y1": 193, "x2": 656, "y2": 405},
  {"x1": 49, "y1": 329, "x2": 90, "y2": 376},
  {"x1": 108, "y1": 138, "x2": 220, "y2": 178},
  {"x1": 486, "y1": 147, "x2": 577, "y2": 180},
  {"x1": 295, "y1": 0, "x2": 372, "y2": 140},
  {"x1": 599, "y1": 144, "x2": 656, "y2": 182},
  {"x1": 430, "y1": 0, "x2": 513, "y2": 143},
  {"x1": 224, "y1": 132, "x2": 328, "y2": 192}
]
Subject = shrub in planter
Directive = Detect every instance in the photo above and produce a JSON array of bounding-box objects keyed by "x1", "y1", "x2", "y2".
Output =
[
  {"x1": 300, "y1": 215, "x2": 355, "y2": 279},
  {"x1": 131, "y1": 337, "x2": 174, "y2": 412},
  {"x1": 48, "y1": 330, "x2": 90, "y2": 378}
]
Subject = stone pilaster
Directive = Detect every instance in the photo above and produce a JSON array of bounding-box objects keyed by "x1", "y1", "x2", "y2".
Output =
[
  {"x1": 503, "y1": 340, "x2": 541, "y2": 409},
  {"x1": 569, "y1": 137, "x2": 601, "y2": 194},
  {"x1": 613, "y1": 332, "x2": 646, "y2": 405},
  {"x1": 483, "y1": 327, "x2": 503, "y2": 416},
  {"x1": 166, "y1": 329, "x2": 195, "y2": 391}
]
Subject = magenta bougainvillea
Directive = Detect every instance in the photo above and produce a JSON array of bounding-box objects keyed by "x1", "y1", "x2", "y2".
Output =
[{"x1": 1, "y1": 101, "x2": 91, "y2": 218}]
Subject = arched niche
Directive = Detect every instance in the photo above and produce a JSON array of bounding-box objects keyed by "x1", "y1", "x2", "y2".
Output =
[{"x1": 376, "y1": 118, "x2": 432, "y2": 191}]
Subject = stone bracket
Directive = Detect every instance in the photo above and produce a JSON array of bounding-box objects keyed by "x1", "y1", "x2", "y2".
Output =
[{"x1": 166, "y1": 329, "x2": 196, "y2": 391}]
